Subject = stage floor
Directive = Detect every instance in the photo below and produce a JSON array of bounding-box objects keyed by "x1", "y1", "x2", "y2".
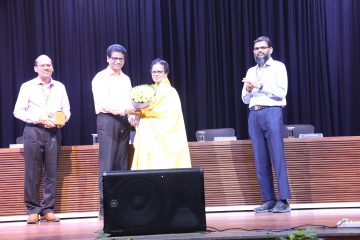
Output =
[{"x1": 1, "y1": 208, "x2": 360, "y2": 240}]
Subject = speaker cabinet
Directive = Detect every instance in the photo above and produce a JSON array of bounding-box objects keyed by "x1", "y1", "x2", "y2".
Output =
[{"x1": 103, "y1": 168, "x2": 206, "y2": 236}]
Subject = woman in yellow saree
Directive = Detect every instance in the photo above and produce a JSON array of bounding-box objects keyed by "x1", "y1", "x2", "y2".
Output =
[{"x1": 131, "y1": 58, "x2": 191, "y2": 170}]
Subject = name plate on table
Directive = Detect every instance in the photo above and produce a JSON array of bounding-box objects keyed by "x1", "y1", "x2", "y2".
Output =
[
  {"x1": 214, "y1": 136, "x2": 237, "y2": 141},
  {"x1": 9, "y1": 144, "x2": 24, "y2": 148},
  {"x1": 299, "y1": 133, "x2": 323, "y2": 138}
]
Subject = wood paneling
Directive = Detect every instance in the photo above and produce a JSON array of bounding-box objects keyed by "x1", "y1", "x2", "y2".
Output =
[
  {"x1": 1, "y1": 136, "x2": 360, "y2": 217},
  {"x1": 193, "y1": 137, "x2": 360, "y2": 206}
]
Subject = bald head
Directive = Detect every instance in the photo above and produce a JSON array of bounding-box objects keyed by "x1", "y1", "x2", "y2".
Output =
[{"x1": 35, "y1": 55, "x2": 52, "y2": 66}]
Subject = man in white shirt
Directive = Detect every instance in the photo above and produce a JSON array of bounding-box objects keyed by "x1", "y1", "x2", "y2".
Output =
[
  {"x1": 92, "y1": 44, "x2": 138, "y2": 219},
  {"x1": 242, "y1": 36, "x2": 291, "y2": 213},
  {"x1": 13, "y1": 55, "x2": 71, "y2": 223}
]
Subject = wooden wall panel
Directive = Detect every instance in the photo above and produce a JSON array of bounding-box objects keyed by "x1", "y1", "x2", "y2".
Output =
[
  {"x1": 1, "y1": 136, "x2": 360, "y2": 218},
  {"x1": 190, "y1": 140, "x2": 261, "y2": 206}
]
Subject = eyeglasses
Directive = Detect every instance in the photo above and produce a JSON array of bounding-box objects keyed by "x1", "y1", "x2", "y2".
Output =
[
  {"x1": 253, "y1": 46, "x2": 270, "y2": 51},
  {"x1": 36, "y1": 64, "x2": 53, "y2": 68},
  {"x1": 151, "y1": 70, "x2": 164, "y2": 74},
  {"x1": 110, "y1": 57, "x2": 125, "y2": 62}
]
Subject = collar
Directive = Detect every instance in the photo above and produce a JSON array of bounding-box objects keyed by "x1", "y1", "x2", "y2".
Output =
[
  {"x1": 105, "y1": 66, "x2": 123, "y2": 77},
  {"x1": 157, "y1": 78, "x2": 171, "y2": 87},
  {"x1": 256, "y1": 56, "x2": 274, "y2": 69},
  {"x1": 35, "y1": 77, "x2": 53, "y2": 86}
]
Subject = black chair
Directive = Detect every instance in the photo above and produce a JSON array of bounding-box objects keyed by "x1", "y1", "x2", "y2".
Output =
[
  {"x1": 16, "y1": 136, "x2": 24, "y2": 144},
  {"x1": 195, "y1": 128, "x2": 236, "y2": 141},
  {"x1": 282, "y1": 124, "x2": 315, "y2": 138}
]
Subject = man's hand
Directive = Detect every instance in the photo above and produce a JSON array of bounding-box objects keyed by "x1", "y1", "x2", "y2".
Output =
[
  {"x1": 125, "y1": 107, "x2": 142, "y2": 117},
  {"x1": 242, "y1": 78, "x2": 261, "y2": 91},
  {"x1": 55, "y1": 123, "x2": 65, "y2": 128},
  {"x1": 128, "y1": 115, "x2": 140, "y2": 127},
  {"x1": 39, "y1": 115, "x2": 56, "y2": 128}
]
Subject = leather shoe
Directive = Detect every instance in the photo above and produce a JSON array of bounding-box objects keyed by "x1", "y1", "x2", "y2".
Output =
[
  {"x1": 40, "y1": 212, "x2": 60, "y2": 222},
  {"x1": 27, "y1": 213, "x2": 39, "y2": 224}
]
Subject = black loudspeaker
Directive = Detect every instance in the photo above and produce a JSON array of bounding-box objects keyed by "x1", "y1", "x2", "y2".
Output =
[{"x1": 103, "y1": 168, "x2": 206, "y2": 236}]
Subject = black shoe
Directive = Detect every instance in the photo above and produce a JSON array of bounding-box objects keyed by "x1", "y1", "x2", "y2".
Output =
[
  {"x1": 272, "y1": 200, "x2": 291, "y2": 213},
  {"x1": 254, "y1": 200, "x2": 276, "y2": 213}
]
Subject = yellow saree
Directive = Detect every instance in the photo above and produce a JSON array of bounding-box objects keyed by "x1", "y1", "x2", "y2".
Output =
[{"x1": 131, "y1": 79, "x2": 191, "y2": 170}]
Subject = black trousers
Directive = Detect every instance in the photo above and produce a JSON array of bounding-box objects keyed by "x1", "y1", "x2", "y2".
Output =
[
  {"x1": 97, "y1": 113, "x2": 130, "y2": 209},
  {"x1": 23, "y1": 124, "x2": 61, "y2": 215}
]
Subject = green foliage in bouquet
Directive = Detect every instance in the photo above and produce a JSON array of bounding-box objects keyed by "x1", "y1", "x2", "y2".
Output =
[{"x1": 94, "y1": 230, "x2": 111, "y2": 239}]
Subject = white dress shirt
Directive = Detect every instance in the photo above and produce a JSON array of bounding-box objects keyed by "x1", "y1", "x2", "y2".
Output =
[
  {"x1": 13, "y1": 77, "x2": 71, "y2": 124},
  {"x1": 242, "y1": 57, "x2": 288, "y2": 108},
  {"x1": 92, "y1": 66, "x2": 132, "y2": 115}
]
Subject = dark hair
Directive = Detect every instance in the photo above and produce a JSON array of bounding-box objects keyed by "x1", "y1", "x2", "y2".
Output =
[
  {"x1": 150, "y1": 58, "x2": 170, "y2": 74},
  {"x1": 106, "y1": 44, "x2": 126, "y2": 57},
  {"x1": 254, "y1": 36, "x2": 272, "y2": 48}
]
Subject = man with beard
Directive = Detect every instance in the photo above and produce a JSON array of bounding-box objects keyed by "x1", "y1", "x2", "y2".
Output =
[{"x1": 241, "y1": 36, "x2": 291, "y2": 213}]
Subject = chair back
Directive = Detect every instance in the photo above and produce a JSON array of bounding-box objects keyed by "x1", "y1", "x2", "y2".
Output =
[
  {"x1": 282, "y1": 124, "x2": 315, "y2": 138},
  {"x1": 195, "y1": 128, "x2": 236, "y2": 141},
  {"x1": 16, "y1": 136, "x2": 24, "y2": 144}
]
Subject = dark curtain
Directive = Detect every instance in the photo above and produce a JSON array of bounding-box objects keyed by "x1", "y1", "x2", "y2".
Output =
[{"x1": 0, "y1": 0, "x2": 359, "y2": 147}]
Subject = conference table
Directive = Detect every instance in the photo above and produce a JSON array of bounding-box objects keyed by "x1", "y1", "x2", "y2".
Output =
[{"x1": 1, "y1": 136, "x2": 359, "y2": 219}]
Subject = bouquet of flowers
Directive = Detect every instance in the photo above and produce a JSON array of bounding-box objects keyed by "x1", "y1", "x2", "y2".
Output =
[{"x1": 130, "y1": 84, "x2": 156, "y2": 110}]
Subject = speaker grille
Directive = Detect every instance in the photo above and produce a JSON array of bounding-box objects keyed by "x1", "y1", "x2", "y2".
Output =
[{"x1": 103, "y1": 168, "x2": 206, "y2": 236}]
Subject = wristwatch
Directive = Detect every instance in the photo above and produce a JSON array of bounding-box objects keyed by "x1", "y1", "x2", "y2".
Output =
[{"x1": 259, "y1": 83, "x2": 264, "y2": 90}]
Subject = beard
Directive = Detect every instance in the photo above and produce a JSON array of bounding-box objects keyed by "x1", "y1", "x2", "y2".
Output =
[{"x1": 255, "y1": 54, "x2": 270, "y2": 65}]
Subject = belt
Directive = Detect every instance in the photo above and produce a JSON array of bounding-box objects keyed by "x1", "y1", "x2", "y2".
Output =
[
  {"x1": 250, "y1": 105, "x2": 269, "y2": 111},
  {"x1": 26, "y1": 123, "x2": 57, "y2": 130},
  {"x1": 99, "y1": 112, "x2": 115, "y2": 117},
  {"x1": 98, "y1": 112, "x2": 128, "y2": 120}
]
